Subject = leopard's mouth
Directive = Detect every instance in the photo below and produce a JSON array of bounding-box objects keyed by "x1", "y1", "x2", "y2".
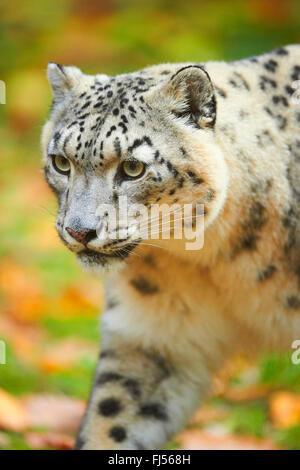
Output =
[{"x1": 77, "y1": 243, "x2": 138, "y2": 266}]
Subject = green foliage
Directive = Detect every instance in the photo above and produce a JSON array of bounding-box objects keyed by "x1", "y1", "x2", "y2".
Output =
[
  {"x1": 260, "y1": 354, "x2": 300, "y2": 391},
  {"x1": 1, "y1": 431, "x2": 31, "y2": 450},
  {"x1": 226, "y1": 402, "x2": 268, "y2": 438},
  {"x1": 43, "y1": 316, "x2": 100, "y2": 341},
  {"x1": 275, "y1": 424, "x2": 300, "y2": 450},
  {"x1": 0, "y1": 344, "x2": 45, "y2": 396},
  {"x1": 46, "y1": 357, "x2": 96, "y2": 399}
]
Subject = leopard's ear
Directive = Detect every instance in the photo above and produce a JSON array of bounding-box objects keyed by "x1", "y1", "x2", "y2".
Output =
[
  {"x1": 159, "y1": 65, "x2": 216, "y2": 128},
  {"x1": 47, "y1": 63, "x2": 83, "y2": 103}
]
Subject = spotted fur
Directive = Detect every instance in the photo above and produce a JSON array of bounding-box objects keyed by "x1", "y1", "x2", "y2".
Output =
[{"x1": 42, "y1": 45, "x2": 300, "y2": 450}]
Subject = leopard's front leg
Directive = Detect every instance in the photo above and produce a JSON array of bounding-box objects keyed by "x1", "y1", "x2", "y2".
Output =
[{"x1": 75, "y1": 330, "x2": 210, "y2": 450}]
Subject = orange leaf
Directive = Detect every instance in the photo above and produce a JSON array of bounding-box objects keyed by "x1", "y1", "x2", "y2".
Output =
[
  {"x1": 189, "y1": 406, "x2": 227, "y2": 426},
  {"x1": 0, "y1": 388, "x2": 29, "y2": 432},
  {"x1": 25, "y1": 431, "x2": 75, "y2": 450},
  {"x1": 58, "y1": 280, "x2": 103, "y2": 316},
  {"x1": 0, "y1": 260, "x2": 45, "y2": 322},
  {"x1": 23, "y1": 394, "x2": 85, "y2": 433},
  {"x1": 270, "y1": 391, "x2": 300, "y2": 429},
  {"x1": 38, "y1": 338, "x2": 98, "y2": 373},
  {"x1": 177, "y1": 429, "x2": 278, "y2": 450},
  {"x1": 223, "y1": 383, "x2": 268, "y2": 402}
]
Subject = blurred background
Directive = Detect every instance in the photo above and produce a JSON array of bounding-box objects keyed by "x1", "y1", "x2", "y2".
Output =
[{"x1": 0, "y1": 0, "x2": 300, "y2": 450}]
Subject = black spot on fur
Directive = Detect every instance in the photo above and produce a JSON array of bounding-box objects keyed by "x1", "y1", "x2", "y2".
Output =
[
  {"x1": 260, "y1": 75, "x2": 277, "y2": 91},
  {"x1": 248, "y1": 202, "x2": 266, "y2": 231},
  {"x1": 282, "y1": 206, "x2": 299, "y2": 254},
  {"x1": 251, "y1": 179, "x2": 272, "y2": 194},
  {"x1": 139, "y1": 402, "x2": 168, "y2": 421},
  {"x1": 143, "y1": 350, "x2": 171, "y2": 383},
  {"x1": 98, "y1": 398, "x2": 123, "y2": 417},
  {"x1": 256, "y1": 130, "x2": 274, "y2": 147},
  {"x1": 130, "y1": 276, "x2": 159, "y2": 295},
  {"x1": 274, "y1": 47, "x2": 289, "y2": 56},
  {"x1": 272, "y1": 95, "x2": 288, "y2": 107},
  {"x1": 109, "y1": 426, "x2": 127, "y2": 443},
  {"x1": 291, "y1": 65, "x2": 300, "y2": 81},
  {"x1": 53, "y1": 131, "x2": 61, "y2": 142},
  {"x1": 97, "y1": 372, "x2": 123, "y2": 385},
  {"x1": 285, "y1": 85, "x2": 294, "y2": 96},
  {"x1": 240, "y1": 233, "x2": 257, "y2": 251},
  {"x1": 229, "y1": 72, "x2": 250, "y2": 91},
  {"x1": 128, "y1": 136, "x2": 152, "y2": 153},
  {"x1": 233, "y1": 202, "x2": 266, "y2": 257},
  {"x1": 206, "y1": 188, "x2": 215, "y2": 201},
  {"x1": 106, "y1": 297, "x2": 119, "y2": 309},
  {"x1": 113, "y1": 137, "x2": 122, "y2": 158},
  {"x1": 100, "y1": 349, "x2": 117, "y2": 359},
  {"x1": 186, "y1": 170, "x2": 204, "y2": 185},
  {"x1": 264, "y1": 59, "x2": 278, "y2": 73},
  {"x1": 143, "y1": 254, "x2": 157, "y2": 267},
  {"x1": 122, "y1": 378, "x2": 141, "y2": 400},
  {"x1": 239, "y1": 110, "x2": 249, "y2": 119},
  {"x1": 286, "y1": 295, "x2": 300, "y2": 309},
  {"x1": 264, "y1": 106, "x2": 287, "y2": 130},
  {"x1": 257, "y1": 265, "x2": 277, "y2": 282}
]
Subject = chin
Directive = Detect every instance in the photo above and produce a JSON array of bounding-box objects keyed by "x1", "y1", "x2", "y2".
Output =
[{"x1": 76, "y1": 247, "x2": 135, "y2": 274}]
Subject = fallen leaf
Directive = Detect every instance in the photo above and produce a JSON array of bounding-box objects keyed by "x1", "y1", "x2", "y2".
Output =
[
  {"x1": 0, "y1": 388, "x2": 29, "y2": 432},
  {"x1": 270, "y1": 391, "x2": 300, "y2": 429},
  {"x1": 0, "y1": 260, "x2": 45, "y2": 322},
  {"x1": 223, "y1": 383, "x2": 269, "y2": 402},
  {"x1": 189, "y1": 406, "x2": 228, "y2": 426},
  {"x1": 213, "y1": 357, "x2": 257, "y2": 396},
  {"x1": 25, "y1": 431, "x2": 75, "y2": 450},
  {"x1": 0, "y1": 313, "x2": 46, "y2": 364},
  {"x1": 177, "y1": 429, "x2": 278, "y2": 450},
  {"x1": 23, "y1": 394, "x2": 85, "y2": 433},
  {"x1": 38, "y1": 338, "x2": 98, "y2": 373},
  {"x1": 58, "y1": 282, "x2": 103, "y2": 316}
]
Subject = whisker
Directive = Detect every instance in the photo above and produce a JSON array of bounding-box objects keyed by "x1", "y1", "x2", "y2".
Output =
[
  {"x1": 137, "y1": 205, "x2": 184, "y2": 231},
  {"x1": 37, "y1": 205, "x2": 57, "y2": 217},
  {"x1": 146, "y1": 216, "x2": 201, "y2": 238},
  {"x1": 140, "y1": 214, "x2": 199, "y2": 236}
]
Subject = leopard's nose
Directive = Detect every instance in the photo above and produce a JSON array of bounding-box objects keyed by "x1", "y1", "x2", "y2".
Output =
[{"x1": 66, "y1": 227, "x2": 97, "y2": 244}]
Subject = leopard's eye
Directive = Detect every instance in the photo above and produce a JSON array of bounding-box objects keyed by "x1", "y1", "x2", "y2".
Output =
[
  {"x1": 122, "y1": 160, "x2": 145, "y2": 179},
  {"x1": 52, "y1": 155, "x2": 71, "y2": 175}
]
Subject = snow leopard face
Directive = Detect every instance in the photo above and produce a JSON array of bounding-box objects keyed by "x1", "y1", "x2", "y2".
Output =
[{"x1": 42, "y1": 62, "x2": 228, "y2": 270}]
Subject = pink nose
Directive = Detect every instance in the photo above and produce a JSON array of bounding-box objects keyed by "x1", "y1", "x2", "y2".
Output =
[{"x1": 66, "y1": 227, "x2": 97, "y2": 244}]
